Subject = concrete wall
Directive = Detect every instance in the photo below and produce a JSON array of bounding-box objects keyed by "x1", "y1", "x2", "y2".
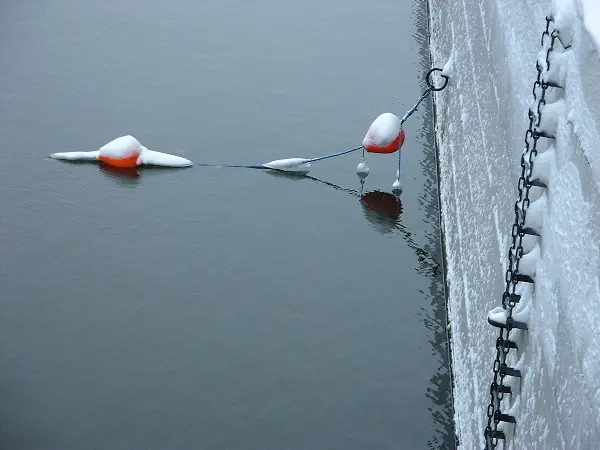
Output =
[{"x1": 428, "y1": 0, "x2": 600, "y2": 448}]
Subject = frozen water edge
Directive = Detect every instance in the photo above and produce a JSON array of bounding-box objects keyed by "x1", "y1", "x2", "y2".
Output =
[{"x1": 429, "y1": 0, "x2": 600, "y2": 448}]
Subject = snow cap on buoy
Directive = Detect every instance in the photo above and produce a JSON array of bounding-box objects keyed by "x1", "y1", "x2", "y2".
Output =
[
  {"x1": 98, "y1": 135, "x2": 142, "y2": 168},
  {"x1": 362, "y1": 113, "x2": 405, "y2": 154}
]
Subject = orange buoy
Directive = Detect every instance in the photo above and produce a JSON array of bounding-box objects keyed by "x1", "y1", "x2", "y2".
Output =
[
  {"x1": 362, "y1": 112, "x2": 406, "y2": 154},
  {"x1": 365, "y1": 129, "x2": 406, "y2": 154},
  {"x1": 97, "y1": 135, "x2": 142, "y2": 168},
  {"x1": 98, "y1": 152, "x2": 140, "y2": 168}
]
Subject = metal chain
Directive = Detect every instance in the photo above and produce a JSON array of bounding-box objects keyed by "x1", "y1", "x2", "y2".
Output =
[{"x1": 483, "y1": 16, "x2": 564, "y2": 449}]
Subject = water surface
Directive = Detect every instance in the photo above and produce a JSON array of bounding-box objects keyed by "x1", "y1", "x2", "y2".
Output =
[{"x1": 0, "y1": 1, "x2": 453, "y2": 448}]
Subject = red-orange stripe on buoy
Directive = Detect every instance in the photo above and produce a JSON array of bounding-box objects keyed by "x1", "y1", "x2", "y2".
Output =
[
  {"x1": 98, "y1": 153, "x2": 140, "y2": 168},
  {"x1": 365, "y1": 129, "x2": 406, "y2": 154}
]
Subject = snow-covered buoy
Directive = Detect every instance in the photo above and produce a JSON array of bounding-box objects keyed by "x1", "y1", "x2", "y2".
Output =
[
  {"x1": 49, "y1": 135, "x2": 193, "y2": 168},
  {"x1": 98, "y1": 135, "x2": 141, "y2": 168},
  {"x1": 363, "y1": 113, "x2": 406, "y2": 154},
  {"x1": 392, "y1": 178, "x2": 403, "y2": 194},
  {"x1": 262, "y1": 158, "x2": 311, "y2": 174},
  {"x1": 356, "y1": 159, "x2": 370, "y2": 177}
]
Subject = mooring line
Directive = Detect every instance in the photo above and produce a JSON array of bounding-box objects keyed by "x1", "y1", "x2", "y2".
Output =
[{"x1": 193, "y1": 68, "x2": 449, "y2": 173}]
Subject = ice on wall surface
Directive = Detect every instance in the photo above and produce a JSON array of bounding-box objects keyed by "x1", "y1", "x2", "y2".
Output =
[
  {"x1": 581, "y1": 0, "x2": 600, "y2": 50},
  {"x1": 428, "y1": 0, "x2": 600, "y2": 447},
  {"x1": 442, "y1": 51, "x2": 454, "y2": 77}
]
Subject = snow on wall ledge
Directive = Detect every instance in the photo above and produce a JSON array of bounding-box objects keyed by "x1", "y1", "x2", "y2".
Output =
[{"x1": 428, "y1": 0, "x2": 600, "y2": 448}]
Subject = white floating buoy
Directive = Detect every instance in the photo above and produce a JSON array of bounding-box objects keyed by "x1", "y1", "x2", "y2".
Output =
[
  {"x1": 262, "y1": 158, "x2": 311, "y2": 174},
  {"x1": 356, "y1": 159, "x2": 370, "y2": 178},
  {"x1": 392, "y1": 178, "x2": 402, "y2": 194}
]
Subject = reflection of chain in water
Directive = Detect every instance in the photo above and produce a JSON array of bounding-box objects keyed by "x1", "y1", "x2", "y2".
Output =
[
  {"x1": 306, "y1": 174, "x2": 404, "y2": 235},
  {"x1": 263, "y1": 169, "x2": 404, "y2": 233}
]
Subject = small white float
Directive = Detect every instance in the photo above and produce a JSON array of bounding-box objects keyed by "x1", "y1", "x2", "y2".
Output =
[
  {"x1": 356, "y1": 159, "x2": 370, "y2": 177},
  {"x1": 262, "y1": 158, "x2": 311, "y2": 174}
]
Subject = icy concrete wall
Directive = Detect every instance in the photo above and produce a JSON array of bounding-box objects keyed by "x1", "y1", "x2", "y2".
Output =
[{"x1": 428, "y1": 0, "x2": 600, "y2": 448}]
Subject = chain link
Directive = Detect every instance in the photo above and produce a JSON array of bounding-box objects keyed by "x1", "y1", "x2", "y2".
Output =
[{"x1": 483, "y1": 16, "x2": 562, "y2": 449}]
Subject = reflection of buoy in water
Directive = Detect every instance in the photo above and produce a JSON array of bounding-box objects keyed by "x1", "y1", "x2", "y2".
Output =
[
  {"x1": 363, "y1": 113, "x2": 406, "y2": 154},
  {"x1": 50, "y1": 135, "x2": 193, "y2": 168},
  {"x1": 99, "y1": 162, "x2": 140, "y2": 179},
  {"x1": 360, "y1": 190, "x2": 403, "y2": 234}
]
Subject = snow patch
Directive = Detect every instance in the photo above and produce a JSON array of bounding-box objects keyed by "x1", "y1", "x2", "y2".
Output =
[
  {"x1": 442, "y1": 51, "x2": 454, "y2": 77},
  {"x1": 137, "y1": 146, "x2": 193, "y2": 167},
  {"x1": 99, "y1": 135, "x2": 141, "y2": 158},
  {"x1": 50, "y1": 151, "x2": 100, "y2": 161}
]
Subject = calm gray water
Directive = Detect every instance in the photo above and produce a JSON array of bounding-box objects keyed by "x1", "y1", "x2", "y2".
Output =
[{"x1": 0, "y1": 0, "x2": 453, "y2": 448}]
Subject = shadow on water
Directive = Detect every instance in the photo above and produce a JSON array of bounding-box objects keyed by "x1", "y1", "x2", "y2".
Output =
[
  {"x1": 263, "y1": 171, "x2": 442, "y2": 266},
  {"x1": 50, "y1": 158, "x2": 189, "y2": 187},
  {"x1": 359, "y1": 190, "x2": 403, "y2": 235},
  {"x1": 94, "y1": 162, "x2": 415, "y2": 248},
  {"x1": 264, "y1": 169, "x2": 405, "y2": 234},
  {"x1": 94, "y1": 162, "x2": 405, "y2": 238}
]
